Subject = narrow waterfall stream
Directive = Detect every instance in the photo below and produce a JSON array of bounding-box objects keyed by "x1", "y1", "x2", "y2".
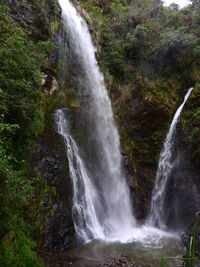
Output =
[
  {"x1": 148, "y1": 88, "x2": 194, "y2": 229},
  {"x1": 53, "y1": 0, "x2": 183, "y2": 265},
  {"x1": 55, "y1": 109, "x2": 105, "y2": 241}
]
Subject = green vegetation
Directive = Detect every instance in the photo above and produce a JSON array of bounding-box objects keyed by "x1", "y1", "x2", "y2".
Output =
[
  {"x1": 182, "y1": 82, "x2": 200, "y2": 167},
  {"x1": 0, "y1": 5, "x2": 43, "y2": 158},
  {"x1": 0, "y1": 1, "x2": 58, "y2": 265},
  {"x1": 161, "y1": 211, "x2": 200, "y2": 267},
  {"x1": 183, "y1": 211, "x2": 200, "y2": 267},
  {"x1": 1, "y1": 0, "x2": 200, "y2": 265}
]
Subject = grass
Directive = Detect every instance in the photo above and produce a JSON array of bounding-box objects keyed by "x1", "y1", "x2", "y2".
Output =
[{"x1": 161, "y1": 211, "x2": 200, "y2": 267}]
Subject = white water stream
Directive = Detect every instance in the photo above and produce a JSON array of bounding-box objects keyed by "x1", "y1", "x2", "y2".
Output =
[
  {"x1": 148, "y1": 88, "x2": 194, "y2": 229},
  {"x1": 57, "y1": 0, "x2": 135, "y2": 242}
]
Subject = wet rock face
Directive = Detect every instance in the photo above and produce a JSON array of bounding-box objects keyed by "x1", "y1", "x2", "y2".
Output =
[
  {"x1": 123, "y1": 151, "x2": 154, "y2": 220},
  {"x1": 118, "y1": 91, "x2": 171, "y2": 221},
  {"x1": 31, "y1": 123, "x2": 75, "y2": 252},
  {"x1": 134, "y1": 170, "x2": 155, "y2": 220},
  {"x1": 152, "y1": 121, "x2": 200, "y2": 252},
  {"x1": 123, "y1": 158, "x2": 155, "y2": 222},
  {"x1": 5, "y1": 0, "x2": 60, "y2": 40},
  {"x1": 169, "y1": 125, "x2": 200, "y2": 252},
  {"x1": 174, "y1": 88, "x2": 200, "y2": 251},
  {"x1": 44, "y1": 200, "x2": 74, "y2": 251}
]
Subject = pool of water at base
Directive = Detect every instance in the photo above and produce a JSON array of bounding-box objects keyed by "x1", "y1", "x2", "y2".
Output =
[{"x1": 60, "y1": 226, "x2": 183, "y2": 267}]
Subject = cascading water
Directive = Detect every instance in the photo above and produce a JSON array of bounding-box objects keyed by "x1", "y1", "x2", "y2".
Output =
[
  {"x1": 56, "y1": 0, "x2": 135, "y2": 243},
  {"x1": 55, "y1": 109, "x2": 105, "y2": 241},
  {"x1": 148, "y1": 87, "x2": 194, "y2": 229},
  {"x1": 54, "y1": 109, "x2": 176, "y2": 248},
  {"x1": 54, "y1": 0, "x2": 181, "y2": 252}
]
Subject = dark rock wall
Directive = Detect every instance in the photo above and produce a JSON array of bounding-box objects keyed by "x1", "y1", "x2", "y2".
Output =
[{"x1": 31, "y1": 121, "x2": 75, "y2": 252}]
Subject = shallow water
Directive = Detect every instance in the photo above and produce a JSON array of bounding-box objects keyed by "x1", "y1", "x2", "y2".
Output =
[{"x1": 61, "y1": 225, "x2": 183, "y2": 267}]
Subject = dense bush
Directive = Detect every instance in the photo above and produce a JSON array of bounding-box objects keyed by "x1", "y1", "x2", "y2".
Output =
[
  {"x1": 0, "y1": 4, "x2": 44, "y2": 158},
  {"x1": 0, "y1": 141, "x2": 44, "y2": 266},
  {"x1": 125, "y1": 24, "x2": 150, "y2": 59},
  {"x1": 0, "y1": 3, "x2": 45, "y2": 266},
  {"x1": 155, "y1": 29, "x2": 200, "y2": 75}
]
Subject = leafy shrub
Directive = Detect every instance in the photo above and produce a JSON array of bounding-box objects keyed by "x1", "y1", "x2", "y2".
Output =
[
  {"x1": 125, "y1": 24, "x2": 149, "y2": 58},
  {"x1": 0, "y1": 229, "x2": 44, "y2": 267},
  {"x1": 155, "y1": 29, "x2": 200, "y2": 74},
  {"x1": 0, "y1": 2, "x2": 45, "y2": 266},
  {"x1": 0, "y1": 3, "x2": 43, "y2": 158}
]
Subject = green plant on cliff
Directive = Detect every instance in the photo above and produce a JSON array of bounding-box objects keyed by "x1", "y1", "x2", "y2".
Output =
[
  {"x1": 154, "y1": 29, "x2": 200, "y2": 78},
  {"x1": 125, "y1": 24, "x2": 150, "y2": 59},
  {"x1": 0, "y1": 2, "x2": 46, "y2": 266},
  {"x1": 183, "y1": 211, "x2": 200, "y2": 267},
  {"x1": 0, "y1": 3, "x2": 44, "y2": 158},
  {"x1": 0, "y1": 142, "x2": 44, "y2": 266},
  {"x1": 161, "y1": 211, "x2": 200, "y2": 267}
]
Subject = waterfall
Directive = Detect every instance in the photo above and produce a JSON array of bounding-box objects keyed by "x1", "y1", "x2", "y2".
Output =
[
  {"x1": 55, "y1": 0, "x2": 135, "y2": 243},
  {"x1": 55, "y1": 109, "x2": 105, "y2": 241},
  {"x1": 148, "y1": 87, "x2": 194, "y2": 229}
]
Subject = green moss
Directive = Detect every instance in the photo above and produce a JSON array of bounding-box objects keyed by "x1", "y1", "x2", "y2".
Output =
[
  {"x1": 47, "y1": 208, "x2": 54, "y2": 218},
  {"x1": 44, "y1": 86, "x2": 80, "y2": 119},
  {"x1": 43, "y1": 178, "x2": 49, "y2": 194},
  {"x1": 52, "y1": 186, "x2": 57, "y2": 197},
  {"x1": 48, "y1": 197, "x2": 53, "y2": 207},
  {"x1": 190, "y1": 127, "x2": 200, "y2": 141}
]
